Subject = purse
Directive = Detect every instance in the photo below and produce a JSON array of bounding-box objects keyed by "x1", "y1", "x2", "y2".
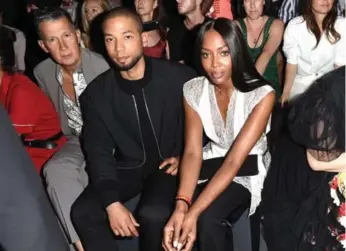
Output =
[{"x1": 199, "y1": 155, "x2": 259, "y2": 180}]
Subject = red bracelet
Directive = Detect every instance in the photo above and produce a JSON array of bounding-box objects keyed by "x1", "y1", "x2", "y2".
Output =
[{"x1": 175, "y1": 195, "x2": 192, "y2": 207}]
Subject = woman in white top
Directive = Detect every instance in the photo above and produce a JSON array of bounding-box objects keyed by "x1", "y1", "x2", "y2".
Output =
[
  {"x1": 162, "y1": 18, "x2": 275, "y2": 251},
  {"x1": 281, "y1": 0, "x2": 346, "y2": 104}
]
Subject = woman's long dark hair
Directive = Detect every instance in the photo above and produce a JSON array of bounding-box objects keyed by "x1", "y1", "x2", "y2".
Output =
[
  {"x1": 303, "y1": 0, "x2": 340, "y2": 48},
  {"x1": 0, "y1": 25, "x2": 16, "y2": 74},
  {"x1": 195, "y1": 18, "x2": 269, "y2": 92}
]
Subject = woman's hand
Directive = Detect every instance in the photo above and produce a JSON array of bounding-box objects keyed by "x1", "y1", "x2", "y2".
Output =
[
  {"x1": 176, "y1": 211, "x2": 198, "y2": 251},
  {"x1": 163, "y1": 201, "x2": 188, "y2": 251},
  {"x1": 280, "y1": 91, "x2": 290, "y2": 107}
]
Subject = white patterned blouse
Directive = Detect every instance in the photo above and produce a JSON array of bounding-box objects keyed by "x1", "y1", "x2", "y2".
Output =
[{"x1": 183, "y1": 76, "x2": 274, "y2": 215}]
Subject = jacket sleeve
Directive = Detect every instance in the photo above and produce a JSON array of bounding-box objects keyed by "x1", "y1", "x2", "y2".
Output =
[
  {"x1": 33, "y1": 67, "x2": 49, "y2": 95},
  {"x1": 7, "y1": 78, "x2": 39, "y2": 135},
  {"x1": 80, "y1": 90, "x2": 120, "y2": 208}
]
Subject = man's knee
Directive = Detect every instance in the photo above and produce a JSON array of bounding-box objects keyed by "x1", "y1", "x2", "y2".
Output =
[
  {"x1": 71, "y1": 189, "x2": 99, "y2": 229},
  {"x1": 43, "y1": 158, "x2": 88, "y2": 189},
  {"x1": 71, "y1": 195, "x2": 87, "y2": 228},
  {"x1": 43, "y1": 162, "x2": 64, "y2": 186},
  {"x1": 136, "y1": 204, "x2": 172, "y2": 225}
]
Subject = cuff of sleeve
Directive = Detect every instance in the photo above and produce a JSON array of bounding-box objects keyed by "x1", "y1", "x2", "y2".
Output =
[
  {"x1": 95, "y1": 181, "x2": 120, "y2": 209},
  {"x1": 13, "y1": 124, "x2": 34, "y2": 135}
]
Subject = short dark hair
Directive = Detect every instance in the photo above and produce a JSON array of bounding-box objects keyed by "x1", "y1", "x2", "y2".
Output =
[
  {"x1": 0, "y1": 25, "x2": 16, "y2": 73},
  {"x1": 196, "y1": 18, "x2": 268, "y2": 92},
  {"x1": 102, "y1": 7, "x2": 143, "y2": 33},
  {"x1": 33, "y1": 7, "x2": 75, "y2": 38}
]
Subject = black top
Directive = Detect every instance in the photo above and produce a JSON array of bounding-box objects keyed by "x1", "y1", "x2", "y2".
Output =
[
  {"x1": 167, "y1": 16, "x2": 212, "y2": 69},
  {"x1": 80, "y1": 58, "x2": 197, "y2": 207},
  {"x1": 289, "y1": 67, "x2": 345, "y2": 158},
  {"x1": 262, "y1": 67, "x2": 345, "y2": 251},
  {"x1": 114, "y1": 60, "x2": 161, "y2": 178}
]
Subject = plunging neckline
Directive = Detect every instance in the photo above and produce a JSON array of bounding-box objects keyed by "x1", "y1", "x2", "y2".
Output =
[{"x1": 212, "y1": 85, "x2": 236, "y2": 129}]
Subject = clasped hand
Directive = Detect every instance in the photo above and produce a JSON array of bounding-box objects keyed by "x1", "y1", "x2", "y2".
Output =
[{"x1": 163, "y1": 202, "x2": 198, "y2": 251}]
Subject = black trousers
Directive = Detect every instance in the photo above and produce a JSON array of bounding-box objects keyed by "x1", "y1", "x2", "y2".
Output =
[{"x1": 71, "y1": 165, "x2": 250, "y2": 251}]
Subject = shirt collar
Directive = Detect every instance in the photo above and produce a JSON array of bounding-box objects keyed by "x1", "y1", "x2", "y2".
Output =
[
  {"x1": 115, "y1": 57, "x2": 153, "y2": 95},
  {"x1": 56, "y1": 63, "x2": 83, "y2": 85}
]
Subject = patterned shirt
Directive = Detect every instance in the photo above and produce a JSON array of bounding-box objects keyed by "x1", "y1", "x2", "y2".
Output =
[
  {"x1": 57, "y1": 66, "x2": 87, "y2": 136},
  {"x1": 279, "y1": 0, "x2": 343, "y2": 24}
]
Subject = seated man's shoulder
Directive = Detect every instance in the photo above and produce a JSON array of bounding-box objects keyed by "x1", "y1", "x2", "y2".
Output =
[
  {"x1": 82, "y1": 69, "x2": 113, "y2": 97},
  {"x1": 85, "y1": 48, "x2": 106, "y2": 61},
  {"x1": 152, "y1": 58, "x2": 197, "y2": 80},
  {"x1": 34, "y1": 57, "x2": 55, "y2": 75},
  {"x1": 82, "y1": 49, "x2": 109, "y2": 78},
  {"x1": 83, "y1": 48, "x2": 109, "y2": 67}
]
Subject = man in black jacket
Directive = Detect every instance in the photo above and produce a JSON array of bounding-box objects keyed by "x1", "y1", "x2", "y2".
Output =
[{"x1": 71, "y1": 7, "x2": 196, "y2": 251}]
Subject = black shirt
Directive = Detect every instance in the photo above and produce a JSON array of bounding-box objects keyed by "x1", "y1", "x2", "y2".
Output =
[
  {"x1": 114, "y1": 60, "x2": 161, "y2": 178},
  {"x1": 167, "y1": 16, "x2": 212, "y2": 69}
]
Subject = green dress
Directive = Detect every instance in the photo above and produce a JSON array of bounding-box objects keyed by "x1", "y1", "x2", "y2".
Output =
[{"x1": 239, "y1": 17, "x2": 281, "y2": 97}]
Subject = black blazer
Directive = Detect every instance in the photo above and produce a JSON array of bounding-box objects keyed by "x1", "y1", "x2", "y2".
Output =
[{"x1": 80, "y1": 58, "x2": 196, "y2": 207}]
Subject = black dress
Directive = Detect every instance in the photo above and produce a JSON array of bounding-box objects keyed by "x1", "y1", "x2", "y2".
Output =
[{"x1": 262, "y1": 67, "x2": 345, "y2": 251}]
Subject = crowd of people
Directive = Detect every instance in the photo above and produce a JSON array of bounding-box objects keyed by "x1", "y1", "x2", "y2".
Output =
[{"x1": 0, "y1": 0, "x2": 345, "y2": 251}]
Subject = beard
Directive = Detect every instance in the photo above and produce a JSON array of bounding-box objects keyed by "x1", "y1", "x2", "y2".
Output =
[{"x1": 110, "y1": 52, "x2": 143, "y2": 71}]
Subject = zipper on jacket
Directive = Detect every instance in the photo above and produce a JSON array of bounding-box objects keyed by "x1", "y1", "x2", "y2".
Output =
[
  {"x1": 132, "y1": 95, "x2": 147, "y2": 167},
  {"x1": 142, "y1": 90, "x2": 164, "y2": 161}
]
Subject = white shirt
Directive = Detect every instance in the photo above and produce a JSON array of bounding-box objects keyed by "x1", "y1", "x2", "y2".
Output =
[
  {"x1": 183, "y1": 77, "x2": 273, "y2": 215},
  {"x1": 283, "y1": 16, "x2": 346, "y2": 99}
]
